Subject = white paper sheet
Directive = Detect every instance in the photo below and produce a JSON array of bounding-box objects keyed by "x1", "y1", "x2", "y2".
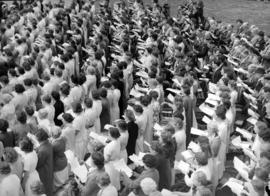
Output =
[
  {"x1": 130, "y1": 88, "x2": 144, "y2": 98},
  {"x1": 191, "y1": 127, "x2": 208, "y2": 137},
  {"x1": 188, "y1": 141, "x2": 201, "y2": 153},
  {"x1": 181, "y1": 150, "x2": 194, "y2": 161},
  {"x1": 167, "y1": 94, "x2": 175, "y2": 103},
  {"x1": 202, "y1": 116, "x2": 211, "y2": 124},
  {"x1": 175, "y1": 161, "x2": 190, "y2": 174},
  {"x1": 248, "y1": 109, "x2": 259, "y2": 119},
  {"x1": 224, "y1": 178, "x2": 246, "y2": 196},
  {"x1": 233, "y1": 157, "x2": 249, "y2": 181},
  {"x1": 247, "y1": 117, "x2": 257, "y2": 125},
  {"x1": 205, "y1": 98, "x2": 218, "y2": 107},
  {"x1": 207, "y1": 93, "x2": 221, "y2": 101},
  {"x1": 72, "y1": 164, "x2": 88, "y2": 183},
  {"x1": 235, "y1": 127, "x2": 253, "y2": 140},
  {"x1": 209, "y1": 83, "x2": 218, "y2": 94},
  {"x1": 199, "y1": 103, "x2": 215, "y2": 117},
  {"x1": 166, "y1": 88, "x2": 182, "y2": 95}
]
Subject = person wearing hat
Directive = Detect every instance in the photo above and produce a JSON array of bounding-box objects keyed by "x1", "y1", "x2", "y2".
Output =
[{"x1": 60, "y1": 113, "x2": 76, "y2": 152}]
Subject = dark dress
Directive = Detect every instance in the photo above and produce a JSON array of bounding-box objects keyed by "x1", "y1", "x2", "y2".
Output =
[
  {"x1": 53, "y1": 100, "x2": 65, "y2": 126},
  {"x1": 36, "y1": 140, "x2": 54, "y2": 196},
  {"x1": 100, "y1": 97, "x2": 111, "y2": 132},
  {"x1": 127, "y1": 121, "x2": 139, "y2": 163},
  {"x1": 52, "y1": 137, "x2": 67, "y2": 172},
  {"x1": 155, "y1": 153, "x2": 171, "y2": 190},
  {"x1": 183, "y1": 95, "x2": 194, "y2": 146}
]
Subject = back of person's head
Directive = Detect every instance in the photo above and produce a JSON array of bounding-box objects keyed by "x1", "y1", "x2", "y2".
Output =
[
  {"x1": 42, "y1": 94, "x2": 51, "y2": 104},
  {"x1": 72, "y1": 102, "x2": 83, "y2": 114},
  {"x1": 91, "y1": 152, "x2": 105, "y2": 170},
  {"x1": 125, "y1": 109, "x2": 136, "y2": 122},
  {"x1": 35, "y1": 128, "x2": 49, "y2": 142},
  {"x1": 60, "y1": 83, "x2": 70, "y2": 96},
  {"x1": 258, "y1": 128, "x2": 270, "y2": 142},
  {"x1": 117, "y1": 120, "x2": 127, "y2": 131},
  {"x1": 251, "y1": 179, "x2": 266, "y2": 194},
  {"x1": 4, "y1": 147, "x2": 18, "y2": 163},
  {"x1": 99, "y1": 88, "x2": 107, "y2": 98},
  {"x1": 215, "y1": 105, "x2": 227, "y2": 120},
  {"x1": 92, "y1": 89, "x2": 100, "y2": 100},
  {"x1": 19, "y1": 137, "x2": 34, "y2": 153},
  {"x1": 142, "y1": 154, "x2": 157, "y2": 168},
  {"x1": 0, "y1": 119, "x2": 9, "y2": 133},
  {"x1": 140, "y1": 95, "x2": 151, "y2": 107},
  {"x1": 164, "y1": 124, "x2": 175, "y2": 135},
  {"x1": 133, "y1": 104, "x2": 144, "y2": 114},
  {"x1": 16, "y1": 111, "x2": 27, "y2": 124},
  {"x1": 51, "y1": 91, "x2": 60, "y2": 101},
  {"x1": 15, "y1": 83, "x2": 25, "y2": 94},
  {"x1": 0, "y1": 75, "x2": 9, "y2": 85},
  {"x1": 140, "y1": 177, "x2": 158, "y2": 195},
  {"x1": 193, "y1": 171, "x2": 208, "y2": 187},
  {"x1": 109, "y1": 127, "x2": 121, "y2": 139},
  {"x1": 195, "y1": 152, "x2": 208, "y2": 166},
  {"x1": 97, "y1": 172, "x2": 111, "y2": 187}
]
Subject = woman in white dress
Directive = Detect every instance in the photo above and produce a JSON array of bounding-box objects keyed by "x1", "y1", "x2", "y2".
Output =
[
  {"x1": 71, "y1": 102, "x2": 87, "y2": 161},
  {"x1": 92, "y1": 90, "x2": 102, "y2": 133},
  {"x1": 212, "y1": 105, "x2": 229, "y2": 180},
  {"x1": 110, "y1": 80, "x2": 121, "y2": 123},
  {"x1": 19, "y1": 137, "x2": 40, "y2": 196},
  {"x1": 171, "y1": 112, "x2": 186, "y2": 161},
  {"x1": 116, "y1": 120, "x2": 129, "y2": 163},
  {"x1": 103, "y1": 127, "x2": 121, "y2": 191}
]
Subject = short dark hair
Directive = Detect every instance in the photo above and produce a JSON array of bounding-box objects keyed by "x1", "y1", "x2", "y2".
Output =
[
  {"x1": 215, "y1": 105, "x2": 226, "y2": 120},
  {"x1": 16, "y1": 111, "x2": 27, "y2": 124},
  {"x1": 109, "y1": 127, "x2": 121, "y2": 139},
  {"x1": 42, "y1": 94, "x2": 51, "y2": 104},
  {"x1": 0, "y1": 119, "x2": 9, "y2": 132},
  {"x1": 15, "y1": 84, "x2": 25, "y2": 93},
  {"x1": 133, "y1": 104, "x2": 144, "y2": 114},
  {"x1": 99, "y1": 88, "x2": 107, "y2": 98},
  {"x1": 142, "y1": 154, "x2": 157, "y2": 168},
  {"x1": 91, "y1": 152, "x2": 105, "y2": 170},
  {"x1": 35, "y1": 128, "x2": 49, "y2": 142},
  {"x1": 20, "y1": 137, "x2": 34, "y2": 152},
  {"x1": 51, "y1": 91, "x2": 60, "y2": 101},
  {"x1": 25, "y1": 106, "x2": 35, "y2": 116}
]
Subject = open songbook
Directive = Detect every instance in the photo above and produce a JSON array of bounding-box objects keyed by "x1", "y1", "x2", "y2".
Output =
[
  {"x1": 224, "y1": 178, "x2": 249, "y2": 196},
  {"x1": 112, "y1": 159, "x2": 133, "y2": 177},
  {"x1": 129, "y1": 152, "x2": 146, "y2": 166},
  {"x1": 89, "y1": 132, "x2": 109, "y2": 146},
  {"x1": 233, "y1": 157, "x2": 250, "y2": 181},
  {"x1": 199, "y1": 103, "x2": 215, "y2": 117},
  {"x1": 174, "y1": 160, "x2": 191, "y2": 174},
  {"x1": 235, "y1": 127, "x2": 253, "y2": 140}
]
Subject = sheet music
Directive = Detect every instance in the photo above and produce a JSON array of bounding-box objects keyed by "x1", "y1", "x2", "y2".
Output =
[
  {"x1": 112, "y1": 159, "x2": 133, "y2": 177},
  {"x1": 235, "y1": 127, "x2": 253, "y2": 140},
  {"x1": 89, "y1": 132, "x2": 108, "y2": 145},
  {"x1": 175, "y1": 161, "x2": 190, "y2": 174},
  {"x1": 188, "y1": 141, "x2": 201, "y2": 153},
  {"x1": 202, "y1": 116, "x2": 211, "y2": 124},
  {"x1": 233, "y1": 157, "x2": 249, "y2": 181}
]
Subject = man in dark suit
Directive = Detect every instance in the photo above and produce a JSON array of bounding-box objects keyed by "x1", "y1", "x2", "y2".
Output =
[{"x1": 35, "y1": 128, "x2": 54, "y2": 196}]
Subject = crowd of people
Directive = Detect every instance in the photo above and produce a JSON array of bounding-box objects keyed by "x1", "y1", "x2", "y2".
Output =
[{"x1": 0, "y1": 0, "x2": 270, "y2": 196}]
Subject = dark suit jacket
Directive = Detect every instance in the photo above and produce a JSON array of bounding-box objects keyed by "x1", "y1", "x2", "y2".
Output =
[
  {"x1": 36, "y1": 140, "x2": 54, "y2": 196},
  {"x1": 54, "y1": 100, "x2": 65, "y2": 126}
]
